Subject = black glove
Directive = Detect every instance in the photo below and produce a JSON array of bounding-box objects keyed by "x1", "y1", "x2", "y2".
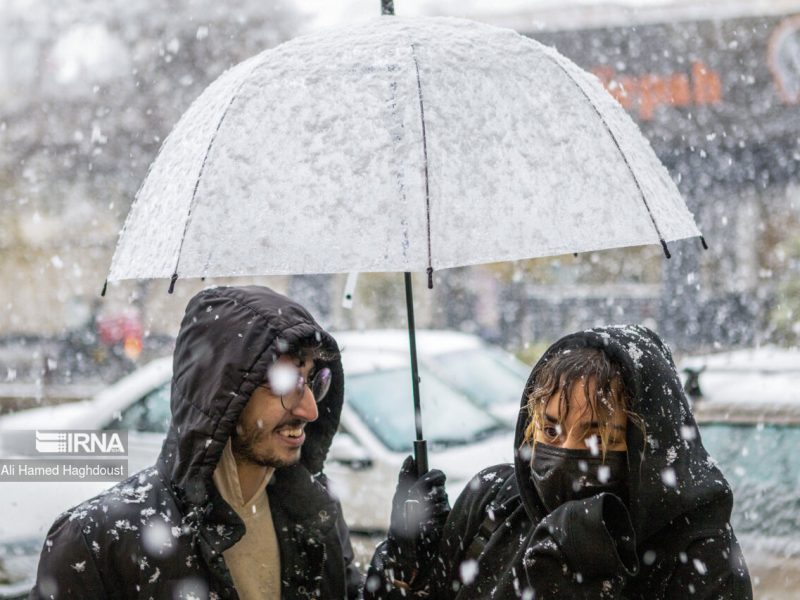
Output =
[{"x1": 386, "y1": 455, "x2": 450, "y2": 586}]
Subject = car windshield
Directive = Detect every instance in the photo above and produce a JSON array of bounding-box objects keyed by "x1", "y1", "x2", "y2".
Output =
[
  {"x1": 345, "y1": 367, "x2": 507, "y2": 452},
  {"x1": 700, "y1": 423, "x2": 800, "y2": 541},
  {"x1": 428, "y1": 348, "x2": 528, "y2": 409},
  {"x1": 102, "y1": 382, "x2": 171, "y2": 433}
]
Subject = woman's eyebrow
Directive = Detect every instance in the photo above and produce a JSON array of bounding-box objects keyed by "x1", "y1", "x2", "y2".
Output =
[
  {"x1": 579, "y1": 421, "x2": 626, "y2": 432},
  {"x1": 545, "y1": 413, "x2": 625, "y2": 432}
]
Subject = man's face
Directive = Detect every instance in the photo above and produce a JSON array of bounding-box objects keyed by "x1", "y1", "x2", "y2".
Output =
[{"x1": 231, "y1": 354, "x2": 319, "y2": 469}]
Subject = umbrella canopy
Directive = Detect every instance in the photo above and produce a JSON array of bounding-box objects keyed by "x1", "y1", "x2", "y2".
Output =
[
  {"x1": 107, "y1": 15, "x2": 705, "y2": 475},
  {"x1": 107, "y1": 16, "x2": 701, "y2": 286}
]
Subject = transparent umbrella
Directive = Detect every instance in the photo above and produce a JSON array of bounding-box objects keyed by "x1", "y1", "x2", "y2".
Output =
[{"x1": 106, "y1": 10, "x2": 704, "y2": 473}]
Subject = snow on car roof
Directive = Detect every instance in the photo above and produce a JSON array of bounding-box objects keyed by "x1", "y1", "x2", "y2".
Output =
[
  {"x1": 333, "y1": 329, "x2": 483, "y2": 357},
  {"x1": 681, "y1": 346, "x2": 800, "y2": 373},
  {"x1": 691, "y1": 370, "x2": 800, "y2": 403},
  {"x1": 339, "y1": 347, "x2": 415, "y2": 375},
  {"x1": 681, "y1": 347, "x2": 800, "y2": 423},
  {"x1": 0, "y1": 398, "x2": 94, "y2": 432},
  {"x1": 0, "y1": 356, "x2": 173, "y2": 431}
]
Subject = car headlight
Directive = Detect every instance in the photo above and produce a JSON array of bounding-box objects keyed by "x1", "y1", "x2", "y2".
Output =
[{"x1": 0, "y1": 538, "x2": 40, "y2": 599}]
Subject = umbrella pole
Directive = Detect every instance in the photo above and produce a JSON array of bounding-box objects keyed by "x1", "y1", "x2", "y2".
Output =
[{"x1": 404, "y1": 271, "x2": 428, "y2": 476}]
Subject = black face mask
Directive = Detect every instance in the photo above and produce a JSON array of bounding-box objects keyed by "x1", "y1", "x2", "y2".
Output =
[{"x1": 530, "y1": 444, "x2": 628, "y2": 513}]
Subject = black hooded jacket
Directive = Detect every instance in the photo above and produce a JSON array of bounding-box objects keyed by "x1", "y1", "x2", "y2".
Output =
[
  {"x1": 30, "y1": 286, "x2": 362, "y2": 599},
  {"x1": 391, "y1": 325, "x2": 752, "y2": 599}
]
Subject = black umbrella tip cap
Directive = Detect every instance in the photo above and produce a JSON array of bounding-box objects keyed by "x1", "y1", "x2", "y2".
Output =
[
  {"x1": 700, "y1": 236, "x2": 709, "y2": 250},
  {"x1": 100, "y1": 280, "x2": 108, "y2": 297},
  {"x1": 660, "y1": 239, "x2": 671, "y2": 259},
  {"x1": 168, "y1": 273, "x2": 178, "y2": 294},
  {"x1": 381, "y1": 0, "x2": 395, "y2": 15},
  {"x1": 427, "y1": 267, "x2": 434, "y2": 289}
]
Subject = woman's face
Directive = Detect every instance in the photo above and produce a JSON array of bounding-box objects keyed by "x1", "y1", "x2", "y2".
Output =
[{"x1": 533, "y1": 376, "x2": 628, "y2": 453}]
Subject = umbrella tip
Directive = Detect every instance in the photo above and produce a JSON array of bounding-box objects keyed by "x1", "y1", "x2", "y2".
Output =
[
  {"x1": 700, "y1": 236, "x2": 709, "y2": 250},
  {"x1": 381, "y1": 0, "x2": 395, "y2": 15},
  {"x1": 426, "y1": 267, "x2": 433, "y2": 289},
  {"x1": 168, "y1": 273, "x2": 178, "y2": 294},
  {"x1": 100, "y1": 280, "x2": 108, "y2": 297},
  {"x1": 660, "y1": 239, "x2": 671, "y2": 260}
]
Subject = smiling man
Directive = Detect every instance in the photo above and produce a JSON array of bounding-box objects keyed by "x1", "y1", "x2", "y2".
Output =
[{"x1": 32, "y1": 286, "x2": 362, "y2": 599}]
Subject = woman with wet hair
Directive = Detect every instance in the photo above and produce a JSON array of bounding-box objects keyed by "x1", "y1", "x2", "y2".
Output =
[
  {"x1": 523, "y1": 345, "x2": 642, "y2": 513},
  {"x1": 366, "y1": 325, "x2": 752, "y2": 599}
]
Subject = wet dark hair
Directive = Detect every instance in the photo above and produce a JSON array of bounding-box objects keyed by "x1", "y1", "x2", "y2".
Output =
[{"x1": 523, "y1": 347, "x2": 644, "y2": 458}]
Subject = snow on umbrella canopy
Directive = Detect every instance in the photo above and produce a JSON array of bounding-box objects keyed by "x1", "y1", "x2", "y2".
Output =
[{"x1": 107, "y1": 16, "x2": 703, "y2": 287}]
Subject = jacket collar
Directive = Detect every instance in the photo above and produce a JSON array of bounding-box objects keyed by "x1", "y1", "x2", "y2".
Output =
[{"x1": 160, "y1": 460, "x2": 341, "y2": 597}]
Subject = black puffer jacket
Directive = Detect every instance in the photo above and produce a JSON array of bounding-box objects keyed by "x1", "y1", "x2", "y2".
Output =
[
  {"x1": 30, "y1": 286, "x2": 362, "y2": 599},
  {"x1": 374, "y1": 325, "x2": 752, "y2": 599}
]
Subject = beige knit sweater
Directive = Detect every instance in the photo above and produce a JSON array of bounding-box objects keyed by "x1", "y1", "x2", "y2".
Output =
[{"x1": 212, "y1": 441, "x2": 281, "y2": 599}]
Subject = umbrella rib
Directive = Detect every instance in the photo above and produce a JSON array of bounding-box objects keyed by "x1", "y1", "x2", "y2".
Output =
[
  {"x1": 411, "y1": 44, "x2": 435, "y2": 288},
  {"x1": 543, "y1": 53, "x2": 672, "y2": 259},
  {"x1": 168, "y1": 71, "x2": 254, "y2": 292}
]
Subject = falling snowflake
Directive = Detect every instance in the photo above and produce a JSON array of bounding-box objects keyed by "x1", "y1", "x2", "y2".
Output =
[
  {"x1": 693, "y1": 558, "x2": 708, "y2": 575},
  {"x1": 661, "y1": 467, "x2": 677, "y2": 487},
  {"x1": 460, "y1": 559, "x2": 479, "y2": 584},
  {"x1": 585, "y1": 435, "x2": 600, "y2": 456}
]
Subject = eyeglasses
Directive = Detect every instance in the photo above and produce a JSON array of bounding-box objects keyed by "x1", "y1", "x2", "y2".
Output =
[{"x1": 261, "y1": 364, "x2": 332, "y2": 411}]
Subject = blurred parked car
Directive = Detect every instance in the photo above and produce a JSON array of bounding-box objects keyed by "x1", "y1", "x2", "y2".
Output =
[
  {"x1": 0, "y1": 331, "x2": 516, "y2": 597},
  {"x1": 682, "y1": 347, "x2": 800, "y2": 600},
  {"x1": 334, "y1": 329, "x2": 530, "y2": 425}
]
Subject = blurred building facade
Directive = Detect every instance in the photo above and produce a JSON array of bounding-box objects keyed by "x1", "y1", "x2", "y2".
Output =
[
  {"x1": 476, "y1": 1, "x2": 800, "y2": 351},
  {"x1": 1, "y1": 0, "x2": 799, "y2": 389},
  {"x1": 0, "y1": 0, "x2": 302, "y2": 384}
]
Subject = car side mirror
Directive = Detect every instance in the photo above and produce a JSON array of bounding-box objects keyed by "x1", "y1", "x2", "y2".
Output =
[
  {"x1": 329, "y1": 432, "x2": 373, "y2": 470},
  {"x1": 683, "y1": 366, "x2": 706, "y2": 400}
]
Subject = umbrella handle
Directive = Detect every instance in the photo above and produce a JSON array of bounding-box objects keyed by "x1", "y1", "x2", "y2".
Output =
[
  {"x1": 414, "y1": 440, "x2": 429, "y2": 477},
  {"x1": 405, "y1": 271, "x2": 428, "y2": 476}
]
